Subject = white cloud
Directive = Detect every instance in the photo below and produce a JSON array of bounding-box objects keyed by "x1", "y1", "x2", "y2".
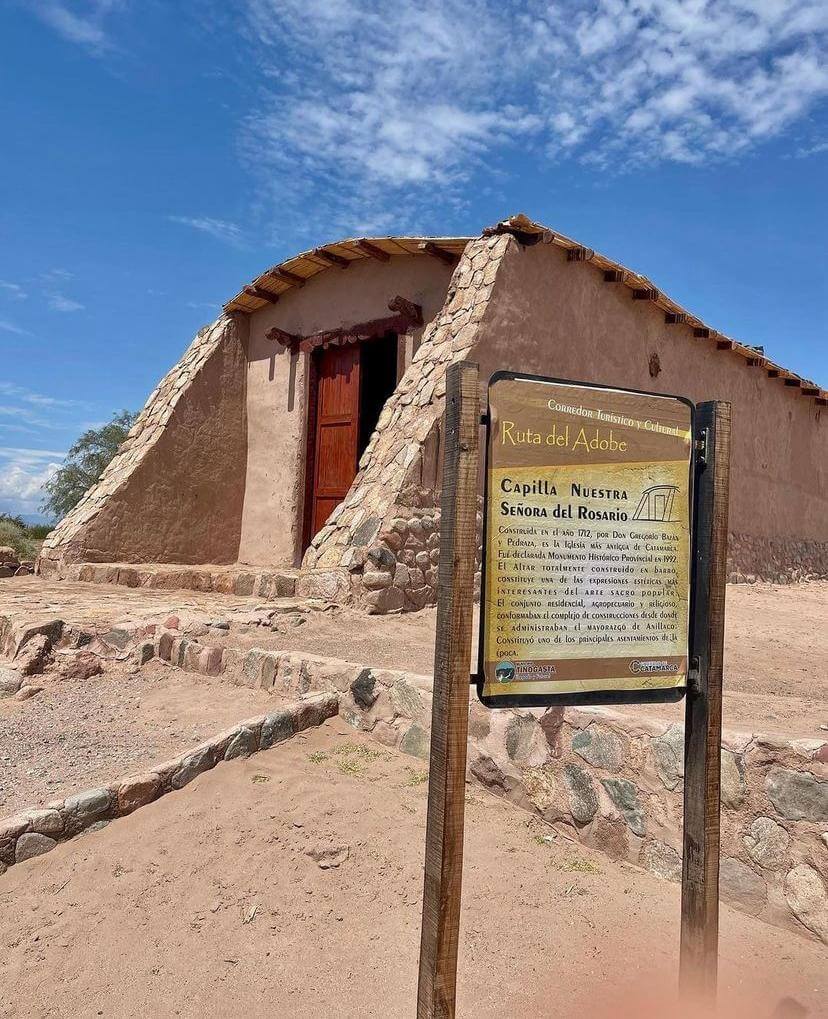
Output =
[
  {"x1": 169, "y1": 216, "x2": 244, "y2": 246},
  {"x1": 241, "y1": 0, "x2": 828, "y2": 229},
  {"x1": 0, "y1": 382, "x2": 82, "y2": 409},
  {"x1": 0, "y1": 449, "x2": 63, "y2": 515},
  {"x1": 0, "y1": 281, "x2": 26, "y2": 300},
  {"x1": 0, "y1": 319, "x2": 28, "y2": 335},
  {"x1": 48, "y1": 294, "x2": 85, "y2": 312},
  {"x1": 33, "y1": 0, "x2": 125, "y2": 51}
]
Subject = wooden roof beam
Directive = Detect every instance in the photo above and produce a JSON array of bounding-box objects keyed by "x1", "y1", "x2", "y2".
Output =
[
  {"x1": 694, "y1": 328, "x2": 712, "y2": 339},
  {"x1": 243, "y1": 285, "x2": 280, "y2": 304},
  {"x1": 567, "y1": 246, "x2": 594, "y2": 262},
  {"x1": 356, "y1": 239, "x2": 390, "y2": 262},
  {"x1": 784, "y1": 378, "x2": 802, "y2": 388},
  {"x1": 717, "y1": 339, "x2": 734, "y2": 350},
  {"x1": 665, "y1": 312, "x2": 688, "y2": 324},
  {"x1": 265, "y1": 326, "x2": 299, "y2": 346},
  {"x1": 270, "y1": 267, "x2": 306, "y2": 288},
  {"x1": 603, "y1": 269, "x2": 626, "y2": 283},
  {"x1": 419, "y1": 241, "x2": 460, "y2": 266},
  {"x1": 313, "y1": 247, "x2": 351, "y2": 269},
  {"x1": 633, "y1": 288, "x2": 660, "y2": 301},
  {"x1": 802, "y1": 386, "x2": 820, "y2": 396},
  {"x1": 767, "y1": 368, "x2": 780, "y2": 378}
]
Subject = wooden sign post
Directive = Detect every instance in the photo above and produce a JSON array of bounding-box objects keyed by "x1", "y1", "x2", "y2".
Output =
[
  {"x1": 680, "y1": 401, "x2": 731, "y2": 1004},
  {"x1": 417, "y1": 365, "x2": 730, "y2": 1015},
  {"x1": 417, "y1": 361, "x2": 480, "y2": 1019}
]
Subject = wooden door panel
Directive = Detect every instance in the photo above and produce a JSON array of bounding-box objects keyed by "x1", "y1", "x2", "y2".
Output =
[
  {"x1": 315, "y1": 420, "x2": 357, "y2": 495},
  {"x1": 311, "y1": 344, "x2": 360, "y2": 536}
]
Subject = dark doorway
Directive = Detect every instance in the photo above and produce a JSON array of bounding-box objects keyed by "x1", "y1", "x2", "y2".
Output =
[
  {"x1": 304, "y1": 332, "x2": 399, "y2": 548},
  {"x1": 358, "y1": 330, "x2": 398, "y2": 458}
]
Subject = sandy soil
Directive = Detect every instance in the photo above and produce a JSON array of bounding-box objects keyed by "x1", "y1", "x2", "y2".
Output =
[
  {"x1": 0, "y1": 661, "x2": 276, "y2": 815},
  {"x1": 0, "y1": 721, "x2": 824, "y2": 1019}
]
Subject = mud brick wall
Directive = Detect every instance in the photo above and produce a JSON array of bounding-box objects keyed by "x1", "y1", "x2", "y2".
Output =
[{"x1": 39, "y1": 314, "x2": 249, "y2": 575}]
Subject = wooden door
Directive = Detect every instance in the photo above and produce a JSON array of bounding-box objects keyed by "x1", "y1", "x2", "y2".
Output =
[{"x1": 310, "y1": 343, "x2": 361, "y2": 537}]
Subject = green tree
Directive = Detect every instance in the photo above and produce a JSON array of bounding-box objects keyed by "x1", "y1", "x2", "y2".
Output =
[{"x1": 41, "y1": 410, "x2": 138, "y2": 521}]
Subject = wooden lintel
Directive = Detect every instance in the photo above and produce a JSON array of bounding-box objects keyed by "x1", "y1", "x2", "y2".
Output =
[
  {"x1": 272, "y1": 267, "x2": 306, "y2": 287},
  {"x1": 265, "y1": 326, "x2": 298, "y2": 346},
  {"x1": 567, "y1": 246, "x2": 594, "y2": 262},
  {"x1": 694, "y1": 328, "x2": 712, "y2": 339},
  {"x1": 665, "y1": 312, "x2": 688, "y2": 325},
  {"x1": 784, "y1": 378, "x2": 802, "y2": 388},
  {"x1": 313, "y1": 247, "x2": 350, "y2": 269},
  {"x1": 243, "y1": 285, "x2": 280, "y2": 304},
  {"x1": 633, "y1": 288, "x2": 659, "y2": 301},
  {"x1": 356, "y1": 239, "x2": 390, "y2": 262},
  {"x1": 419, "y1": 241, "x2": 459, "y2": 266},
  {"x1": 716, "y1": 340, "x2": 733, "y2": 350},
  {"x1": 387, "y1": 294, "x2": 423, "y2": 326},
  {"x1": 603, "y1": 269, "x2": 626, "y2": 283}
]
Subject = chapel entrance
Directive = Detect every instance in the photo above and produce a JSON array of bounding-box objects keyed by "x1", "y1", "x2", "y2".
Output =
[{"x1": 306, "y1": 332, "x2": 398, "y2": 545}]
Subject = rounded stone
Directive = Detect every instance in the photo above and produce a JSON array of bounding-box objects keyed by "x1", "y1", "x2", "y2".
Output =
[
  {"x1": 571, "y1": 725, "x2": 624, "y2": 772},
  {"x1": 719, "y1": 857, "x2": 767, "y2": 915},
  {"x1": 642, "y1": 840, "x2": 682, "y2": 882},
  {"x1": 766, "y1": 767, "x2": 828, "y2": 822},
  {"x1": 743, "y1": 816, "x2": 791, "y2": 871},
  {"x1": 651, "y1": 725, "x2": 684, "y2": 790},
  {"x1": 117, "y1": 774, "x2": 161, "y2": 814},
  {"x1": 601, "y1": 778, "x2": 646, "y2": 836},
  {"x1": 563, "y1": 764, "x2": 598, "y2": 826},
  {"x1": 15, "y1": 832, "x2": 57, "y2": 863},
  {"x1": 784, "y1": 864, "x2": 828, "y2": 942},
  {"x1": 721, "y1": 749, "x2": 747, "y2": 808}
]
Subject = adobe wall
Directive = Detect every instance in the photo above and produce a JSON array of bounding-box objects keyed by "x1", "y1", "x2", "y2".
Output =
[
  {"x1": 240, "y1": 255, "x2": 456, "y2": 567},
  {"x1": 39, "y1": 314, "x2": 249, "y2": 575},
  {"x1": 472, "y1": 238, "x2": 828, "y2": 580},
  {"x1": 303, "y1": 230, "x2": 826, "y2": 610}
]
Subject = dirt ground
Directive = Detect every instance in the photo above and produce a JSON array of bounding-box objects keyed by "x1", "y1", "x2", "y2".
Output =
[
  {"x1": 0, "y1": 721, "x2": 824, "y2": 1019},
  {"x1": 0, "y1": 660, "x2": 276, "y2": 815},
  {"x1": 184, "y1": 581, "x2": 828, "y2": 738}
]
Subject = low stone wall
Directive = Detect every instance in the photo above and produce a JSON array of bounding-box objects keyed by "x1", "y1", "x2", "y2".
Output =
[
  {"x1": 728, "y1": 532, "x2": 828, "y2": 584},
  {"x1": 63, "y1": 562, "x2": 297, "y2": 599},
  {"x1": 0, "y1": 693, "x2": 338, "y2": 876},
  {"x1": 159, "y1": 633, "x2": 828, "y2": 945}
]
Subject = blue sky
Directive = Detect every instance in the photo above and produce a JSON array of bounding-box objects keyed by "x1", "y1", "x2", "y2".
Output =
[{"x1": 1, "y1": 0, "x2": 826, "y2": 520}]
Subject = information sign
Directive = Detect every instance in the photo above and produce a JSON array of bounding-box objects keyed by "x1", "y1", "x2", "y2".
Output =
[{"x1": 479, "y1": 372, "x2": 694, "y2": 706}]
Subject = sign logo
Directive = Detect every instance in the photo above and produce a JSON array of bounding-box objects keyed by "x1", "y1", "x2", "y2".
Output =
[
  {"x1": 630, "y1": 660, "x2": 680, "y2": 675},
  {"x1": 495, "y1": 660, "x2": 516, "y2": 682}
]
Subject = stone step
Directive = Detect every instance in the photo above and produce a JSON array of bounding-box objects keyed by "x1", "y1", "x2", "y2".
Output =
[{"x1": 64, "y1": 562, "x2": 298, "y2": 599}]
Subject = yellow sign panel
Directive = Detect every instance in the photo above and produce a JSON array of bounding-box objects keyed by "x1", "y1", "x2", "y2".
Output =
[{"x1": 479, "y1": 373, "x2": 694, "y2": 707}]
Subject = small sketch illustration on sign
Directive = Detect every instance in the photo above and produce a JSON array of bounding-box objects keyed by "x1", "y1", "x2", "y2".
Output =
[{"x1": 633, "y1": 484, "x2": 678, "y2": 522}]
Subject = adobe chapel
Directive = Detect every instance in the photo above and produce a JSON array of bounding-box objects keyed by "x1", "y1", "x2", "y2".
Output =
[{"x1": 39, "y1": 214, "x2": 828, "y2": 611}]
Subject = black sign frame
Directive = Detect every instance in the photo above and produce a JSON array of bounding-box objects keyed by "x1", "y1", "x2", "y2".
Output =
[{"x1": 475, "y1": 369, "x2": 698, "y2": 709}]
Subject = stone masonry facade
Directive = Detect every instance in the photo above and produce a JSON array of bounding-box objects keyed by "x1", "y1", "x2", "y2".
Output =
[{"x1": 298, "y1": 233, "x2": 511, "y2": 610}]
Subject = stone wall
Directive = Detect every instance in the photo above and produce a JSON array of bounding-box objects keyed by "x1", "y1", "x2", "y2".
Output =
[
  {"x1": 728, "y1": 533, "x2": 828, "y2": 584},
  {"x1": 297, "y1": 233, "x2": 513, "y2": 609},
  {"x1": 39, "y1": 314, "x2": 249, "y2": 576},
  {"x1": 159, "y1": 632, "x2": 828, "y2": 945},
  {"x1": 0, "y1": 693, "x2": 338, "y2": 875}
]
